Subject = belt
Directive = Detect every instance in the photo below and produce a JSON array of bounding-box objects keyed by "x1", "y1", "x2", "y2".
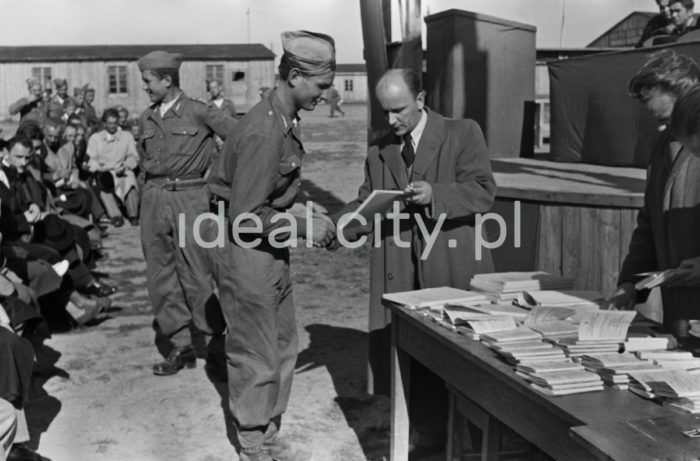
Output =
[{"x1": 145, "y1": 173, "x2": 207, "y2": 191}]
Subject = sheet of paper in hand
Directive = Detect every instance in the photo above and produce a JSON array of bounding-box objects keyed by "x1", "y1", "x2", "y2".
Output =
[{"x1": 337, "y1": 190, "x2": 407, "y2": 236}]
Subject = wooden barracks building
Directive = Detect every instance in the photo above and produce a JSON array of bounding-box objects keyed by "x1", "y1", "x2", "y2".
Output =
[{"x1": 0, "y1": 44, "x2": 276, "y2": 121}]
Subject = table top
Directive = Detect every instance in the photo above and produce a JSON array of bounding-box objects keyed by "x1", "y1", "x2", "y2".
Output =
[
  {"x1": 386, "y1": 302, "x2": 700, "y2": 460},
  {"x1": 491, "y1": 158, "x2": 646, "y2": 208}
]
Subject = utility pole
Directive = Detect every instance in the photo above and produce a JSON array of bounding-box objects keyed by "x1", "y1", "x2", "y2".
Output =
[{"x1": 247, "y1": 8, "x2": 251, "y2": 43}]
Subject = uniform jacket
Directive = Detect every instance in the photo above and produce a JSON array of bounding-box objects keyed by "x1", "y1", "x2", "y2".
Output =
[
  {"x1": 619, "y1": 131, "x2": 700, "y2": 321},
  {"x1": 337, "y1": 109, "x2": 496, "y2": 332},
  {"x1": 138, "y1": 91, "x2": 237, "y2": 178},
  {"x1": 208, "y1": 98, "x2": 238, "y2": 119},
  {"x1": 208, "y1": 89, "x2": 304, "y2": 238}
]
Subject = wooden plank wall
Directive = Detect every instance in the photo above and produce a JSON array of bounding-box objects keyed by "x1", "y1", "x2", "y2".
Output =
[
  {"x1": 0, "y1": 59, "x2": 275, "y2": 122},
  {"x1": 535, "y1": 203, "x2": 638, "y2": 297}
]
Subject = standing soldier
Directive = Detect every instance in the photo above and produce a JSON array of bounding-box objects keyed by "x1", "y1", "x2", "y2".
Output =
[
  {"x1": 136, "y1": 51, "x2": 237, "y2": 376},
  {"x1": 207, "y1": 31, "x2": 336, "y2": 461}
]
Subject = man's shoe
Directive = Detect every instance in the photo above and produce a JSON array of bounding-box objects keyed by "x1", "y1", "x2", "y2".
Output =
[
  {"x1": 129, "y1": 217, "x2": 139, "y2": 226},
  {"x1": 153, "y1": 345, "x2": 196, "y2": 376},
  {"x1": 7, "y1": 443, "x2": 45, "y2": 461},
  {"x1": 80, "y1": 282, "x2": 117, "y2": 297},
  {"x1": 67, "y1": 292, "x2": 111, "y2": 325},
  {"x1": 111, "y1": 216, "x2": 124, "y2": 227}
]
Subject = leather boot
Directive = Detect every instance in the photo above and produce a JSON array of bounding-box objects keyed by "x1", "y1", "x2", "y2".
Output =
[{"x1": 152, "y1": 345, "x2": 196, "y2": 376}]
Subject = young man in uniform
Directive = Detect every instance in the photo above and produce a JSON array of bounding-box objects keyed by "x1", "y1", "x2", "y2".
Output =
[
  {"x1": 136, "y1": 50, "x2": 237, "y2": 376},
  {"x1": 207, "y1": 31, "x2": 336, "y2": 461}
]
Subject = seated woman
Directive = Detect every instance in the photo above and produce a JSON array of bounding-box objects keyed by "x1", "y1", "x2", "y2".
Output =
[{"x1": 86, "y1": 108, "x2": 140, "y2": 226}]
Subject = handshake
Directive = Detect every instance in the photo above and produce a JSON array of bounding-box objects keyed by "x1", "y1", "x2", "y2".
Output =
[{"x1": 304, "y1": 214, "x2": 337, "y2": 249}]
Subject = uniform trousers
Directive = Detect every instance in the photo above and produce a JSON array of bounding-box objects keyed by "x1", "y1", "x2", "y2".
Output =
[
  {"x1": 215, "y1": 237, "x2": 297, "y2": 450},
  {"x1": 140, "y1": 182, "x2": 219, "y2": 350}
]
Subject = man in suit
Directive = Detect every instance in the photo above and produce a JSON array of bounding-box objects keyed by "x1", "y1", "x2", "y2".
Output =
[{"x1": 335, "y1": 68, "x2": 496, "y2": 458}]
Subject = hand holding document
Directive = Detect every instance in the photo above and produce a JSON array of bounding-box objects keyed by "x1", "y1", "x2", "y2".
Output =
[{"x1": 337, "y1": 189, "x2": 408, "y2": 237}]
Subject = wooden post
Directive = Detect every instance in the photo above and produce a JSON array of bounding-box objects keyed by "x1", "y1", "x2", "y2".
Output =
[{"x1": 360, "y1": 0, "x2": 391, "y2": 141}]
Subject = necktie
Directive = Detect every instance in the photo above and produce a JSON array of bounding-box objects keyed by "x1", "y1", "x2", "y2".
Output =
[{"x1": 401, "y1": 133, "x2": 415, "y2": 168}]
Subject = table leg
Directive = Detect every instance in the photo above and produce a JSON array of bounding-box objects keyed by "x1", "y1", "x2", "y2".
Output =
[{"x1": 391, "y1": 312, "x2": 411, "y2": 461}]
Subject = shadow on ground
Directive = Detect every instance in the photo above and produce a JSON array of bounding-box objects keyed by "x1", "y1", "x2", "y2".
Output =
[
  {"x1": 296, "y1": 324, "x2": 390, "y2": 460},
  {"x1": 25, "y1": 342, "x2": 65, "y2": 450}
]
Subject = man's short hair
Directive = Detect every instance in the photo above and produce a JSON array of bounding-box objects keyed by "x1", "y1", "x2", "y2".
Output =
[
  {"x1": 15, "y1": 121, "x2": 43, "y2": 141},
  {"x1": 670, "y1": 84, "x2": 700, "y2": 137},
  {"x1": 670, "y1": 0, "x2": 694, "y2": 9},
  {"x1": 148, "y1": 68, "x2": 180, "y2": 88},
  {"x1": 102, "y1": 107, "x2": 120, "y2": 122},
  {"x1": 629, "y1": 49, "x2": 700, "y2": 98},
  {"x1": 7, "y1": 136, "x2": 33, "y2": 152}
]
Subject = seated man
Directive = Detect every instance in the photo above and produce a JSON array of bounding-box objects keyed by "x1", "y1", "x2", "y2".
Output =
[
  {"x1": 637, "y1": 0, "x2": 675, "y2": 47},
  {"x1": 0, "y1": 305, "x2": 47, "y2": 461},
  {"x1": 86, "y1": 108, "x2": 140, "y2": 226},
  {"x1": 0, "y1": 137, "x2": 114, "y2": 314}
]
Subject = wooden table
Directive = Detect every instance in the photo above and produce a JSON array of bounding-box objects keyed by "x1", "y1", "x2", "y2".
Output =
[{"x1": 387, "y1": 302, "x2": 700, "y2": 461}]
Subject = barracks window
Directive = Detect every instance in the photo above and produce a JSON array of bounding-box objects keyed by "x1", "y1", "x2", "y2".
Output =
[
  {"x1": 108, "y1": 65, "x2": 129, "y2": 95},
  {"x1": 31, "y1": 67, "x2": 52, "y2": 89},
  {"x1": 344, "y1": 79, "x2": 354, "y2": 92},
  {"x1": 206, "y1": 64, "x2": 225, "y2": 84}
]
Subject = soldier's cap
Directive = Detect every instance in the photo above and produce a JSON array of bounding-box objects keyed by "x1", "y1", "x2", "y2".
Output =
[
  {"x1": 73, "y1": 86, "x2": 85, "y2": 96},
  {"x1": 53, "y1": 78, "x2": 67, "y2": 87},
  {"x1": 83, "y1": 84, "x2": 95, "y2": 94},
  {"x1": 281, "y1": 30, "x2": 336, "y2": 76},
  {"x1": 137, "y1": 50, "x2": 183, "y2": 72}
]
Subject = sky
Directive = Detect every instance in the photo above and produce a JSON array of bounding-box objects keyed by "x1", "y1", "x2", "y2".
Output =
[{"x1": 1, "y1": 0, "x2": 655, "y2": 63}]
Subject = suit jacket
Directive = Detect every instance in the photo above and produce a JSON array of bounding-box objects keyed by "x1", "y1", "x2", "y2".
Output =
[
  {"x1": 336, "y1": 109, "x2": 496, "y2": 393},
  {"x1": 619, "y1": 130, "x2": 700, "y2": 323}
]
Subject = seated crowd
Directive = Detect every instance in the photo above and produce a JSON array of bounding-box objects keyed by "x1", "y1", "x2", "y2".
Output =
[{"x1": 1, "y1": 76, "x2": 137, "y2": 461}]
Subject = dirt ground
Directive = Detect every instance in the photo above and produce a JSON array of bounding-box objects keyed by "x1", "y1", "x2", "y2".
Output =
[{"x1": 19, "y1": 103, "x2": 393, "y2": 461}]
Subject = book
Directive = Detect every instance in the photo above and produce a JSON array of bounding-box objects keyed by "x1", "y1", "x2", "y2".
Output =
[
  {"x1": 382, "y1": 287, "x2": 488, "y2": 310},
  {"x1": 577, "y1": 310, "x2": 637, "y2": 341},
  {"x1": 635, "y1": 269, "x2": 686, "y2": 290},
  {"x1": 530, "y1": 382, "x2": 605, "y2": 396},
  {"x1": 516, "y1": 290, "x2": 603, "y2": 309},
  {"x1": 624, "y1": 337, "x2": 670, "y2": 352},
  {"x1": 337, "y1": 190, "x2": 407, "y2": 235},
  {"x1": 470, "y1": 272, "x2": 574, "y2": 293},
  {"x1": 480, "y1": 326, "x2": 542, "y2": 343}
]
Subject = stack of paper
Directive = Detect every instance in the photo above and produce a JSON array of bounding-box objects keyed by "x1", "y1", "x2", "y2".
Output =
[
  {"x1": 638, "y1": 351, "x2": 700, "y2": 371},
  {"x1": 469, "y1": 272, "x2": 574, "y2": 302},
  {"x1": 552, "y1": 338, "x2": 622, "y2": 358},
  {"x1": 480, "y1": 326, "x2": 542, "y2": 344},
  {"x1": 523, "y1": 369, "x2": 605, "y2": 396},
  {"x1": 635, "y1": 269, "x2": 685, "y2": 290},
  {"x1": 440, "y1": 305, "x2": 518, "y2": 340},
  {"x1": 580, "y1": 353, "x2": 655, "y2": 389},
  {"x1": 629, "y1": 368, "x2": 700, "y2": 405},
  {"x1": 623, "y1": 336, "x2": 670, "y2": 353},
  {"x1": 382, "y1": 287, "x2": 488, "y2": 311},
  {"x1": 515, "y1": 360, "x2": 583, "y2": 374},
  {"x1": 491, "y1": 340, "x2": 568, "y2": 365}
]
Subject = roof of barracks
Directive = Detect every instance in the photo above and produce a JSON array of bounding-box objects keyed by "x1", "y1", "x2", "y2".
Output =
[{"x1": 0, "y1": 44, "x2": 275, "y2": 63}]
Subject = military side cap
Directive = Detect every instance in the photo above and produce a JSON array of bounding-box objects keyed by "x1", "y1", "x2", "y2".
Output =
[
  {"x1": 137, "y1": 50, "x2": 183, "y2": 71},
  {"x1": 53, "y1": 78, "x2": 67, "y2": 87},
  {"x1": 281, "y1": 30, "x2": 336, "y2": 76}
]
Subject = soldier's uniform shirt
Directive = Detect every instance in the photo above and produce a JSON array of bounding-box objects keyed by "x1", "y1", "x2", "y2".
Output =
[
  {"x1": 138, "y1": 91, "x2": 236, "y2": 345},
  {"x1": 207, "y1": 89, "x2": 304, "y2": 449}
]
